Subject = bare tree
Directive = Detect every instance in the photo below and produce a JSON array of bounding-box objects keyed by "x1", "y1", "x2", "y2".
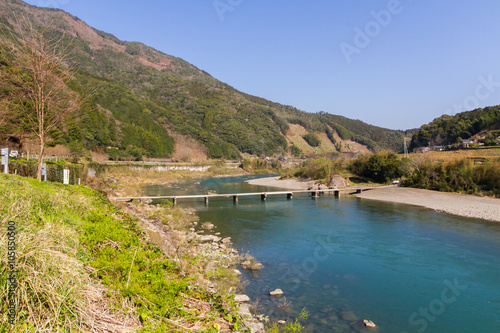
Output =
[{"x1": 1, "y1": 18, "x2": 83, "y2": 180}]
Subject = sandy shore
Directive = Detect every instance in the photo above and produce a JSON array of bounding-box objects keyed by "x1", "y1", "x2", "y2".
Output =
[
  {"x1": 246, "y1": 176, "x2": 500, "y2": 222},
  {"x1": 246, "y1": 176, "x2": 318, "y2": 190},
  {"x1": 356, "y1": 187, "x2": 500, "y2": 222}
]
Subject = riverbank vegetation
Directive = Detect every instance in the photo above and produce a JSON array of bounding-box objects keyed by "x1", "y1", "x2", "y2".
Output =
[
  {"x1": 281, "y1": 150, "x2": 500, "y2": 198},
  {"x1": 0, "y1": 174, "x2": 249, "y2": 332},
  {"x1": 404, "y1": 158, "x2": 500, "y2": 197}
]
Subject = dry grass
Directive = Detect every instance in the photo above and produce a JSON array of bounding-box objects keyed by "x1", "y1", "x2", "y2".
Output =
[
  {"x1": 408, "y1": 147, "x2": 500, "y2": 162},
  {"x1": 0, "y1": 177, "x2": 139, "y2": 332},
  {"x1": 90, "y1": 150, "x2": 110, "y2": 163},
  {"x1": 168, "y1": 131, "x2": 208, "y2": 162}
]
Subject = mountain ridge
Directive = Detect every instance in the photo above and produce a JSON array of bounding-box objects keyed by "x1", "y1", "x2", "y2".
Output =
[
  {"x1": 410, "y1": 106, "x2": 500, "y2": 150},
  {"x1": 0, "y1": 0, "x2": 406, "y2": 160}
]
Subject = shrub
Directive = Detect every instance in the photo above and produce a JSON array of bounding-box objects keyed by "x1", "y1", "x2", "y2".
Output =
[
  {"x1": 302, "y1": 133, "x2": 321, "y2": 147},
  {"x1": 404, "y1": 158, "x2": 500, "y2": 197},
  {"x1": 290, "y1": 145, "x2": 302, "y2": 157},
  {"x1": 349, "y1": 152, "x2": 409, "y2": 182}
]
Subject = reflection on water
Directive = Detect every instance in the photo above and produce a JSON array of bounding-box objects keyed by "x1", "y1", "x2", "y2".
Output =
[{"x1": 143, "y1": 175, "x2": 500, "y2": 333}]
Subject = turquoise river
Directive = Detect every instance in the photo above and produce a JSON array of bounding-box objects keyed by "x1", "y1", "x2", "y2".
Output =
[{"x1": 144, "y1": 175, "x2": 500, "y2": 333}]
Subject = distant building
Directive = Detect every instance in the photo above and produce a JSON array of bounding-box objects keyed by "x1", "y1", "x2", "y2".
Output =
[
  {"x1": 460, "y1": 139, "x2": 475, "y2": 148},
  {"x1": 413, "y1": 147, "x2": 430, "y2": 153}
]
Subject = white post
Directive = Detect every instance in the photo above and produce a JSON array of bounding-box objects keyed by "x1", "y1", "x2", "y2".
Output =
[
  {"x1": 63, "y1": 169, "x2": 70, "y2": 184},
  {"x1": 41, "y1": 163, "x2": 47, "y2": 182},
  {"x1": 1, "y1": 148, "x2": 8, "y2": 174}
]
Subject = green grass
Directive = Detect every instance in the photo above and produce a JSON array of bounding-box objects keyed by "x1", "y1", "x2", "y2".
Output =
[{"x1": 0, "y1": 174, "x2": 244, "y2": 332}]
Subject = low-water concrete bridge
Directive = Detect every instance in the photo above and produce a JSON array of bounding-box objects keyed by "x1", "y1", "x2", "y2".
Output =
[{"x1": 110, "y1": 186, "x2": 395, "y2": 205}]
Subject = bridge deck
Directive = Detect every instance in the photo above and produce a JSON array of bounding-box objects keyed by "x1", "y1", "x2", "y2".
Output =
[{"x1": 111, "y1": 185, "x2": 395, "y2": 202}]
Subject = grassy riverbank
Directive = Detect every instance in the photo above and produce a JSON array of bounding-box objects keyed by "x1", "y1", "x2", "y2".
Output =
[{"x1": 0, "y1": 174, "x2": 249, "y2": 332}]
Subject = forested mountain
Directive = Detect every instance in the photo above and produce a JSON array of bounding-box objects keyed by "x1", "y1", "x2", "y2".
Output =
[
  {"x1": 410, "y1": 105, "x2": 500, "y2": 150},
  {"x1": 0, "y1": 0, "x2": 405, "y2": 160}
]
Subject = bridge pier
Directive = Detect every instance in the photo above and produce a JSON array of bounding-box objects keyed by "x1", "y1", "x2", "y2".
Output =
[
  {"x1": 356, "y1": 189, "x2": 363, "y2": 194},
  {"x1": 233, "y1": 195, "x2": 238, "y2": 203},
  {"x1": 261, "y1": 193, "x2": 267, "y2": 201},
  {"x1": 287, "y1": 193, "x2": 293, "y2": 200},
  {"x1": 334, "y1": 190, "x2": 340, "y2": 198},
  {"x1": 205, "y1": 196, "x2": 209, "y2": 205},
  {"x1": 311, "y1": 191, "x2": 319, "y2": 198},
  {"x1": 172, "y1": 197, "x2": 177, "y2": 206}
]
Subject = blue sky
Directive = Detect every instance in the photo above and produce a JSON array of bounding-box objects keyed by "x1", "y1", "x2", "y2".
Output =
[{"x1": 25, "y1": 0, "x2": 500, "y2": 130}]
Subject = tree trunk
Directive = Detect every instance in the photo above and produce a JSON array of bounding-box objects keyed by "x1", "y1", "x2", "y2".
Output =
[{"x1": 37, "y1": 138, "x2": 45, "y2": 181}]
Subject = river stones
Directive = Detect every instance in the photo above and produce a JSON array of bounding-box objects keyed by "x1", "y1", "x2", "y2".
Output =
[
  {"x1": 340, "y1": 311, "x2": 358, "y2": 322},
  {"x1": 328, "y1": 312, "x2": 340, "y2": 322},
  {"x1": 319, "y1": 306, "x2": 334, "y2": 314},
  {"x1": 363, "y1": 319, "x2": 377, "y2": 328},
  {"x1": 270, "y1": 289, "x2": 284, "y2": 296},
  {"x1": 198, "y1": 235, "x2": 221, "y2": 243},
  {"x1": 235, "y1": 294, "x2": 250, "y2": 302},
  {"x1": 241, "y1": 260, "x2": 263, "y2": 270},
  {"x1": 351, "y1": 319, "x2": 377, "y2": 332},
  {"x1": 201, "y1": 222, "x2": 215, "y2": 230},
  {"x1": 238, "y1": 303, "x2": 251, "y2": 316}
]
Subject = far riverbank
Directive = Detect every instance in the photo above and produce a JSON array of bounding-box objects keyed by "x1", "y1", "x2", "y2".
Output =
[
  {"x1": 247, "y1": 176, "x2": 500, "y2": 223},
  {"x1": 245, "y1": 176, "x2": 318, "y2": 190},
  {"x1": 355, "y1": 187, "x2": 500, "y2": 223}
]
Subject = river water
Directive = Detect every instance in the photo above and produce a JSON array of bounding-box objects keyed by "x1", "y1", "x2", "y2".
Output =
[{"x1": 144, "y1": 175, "x2": 500, "y2": 333}]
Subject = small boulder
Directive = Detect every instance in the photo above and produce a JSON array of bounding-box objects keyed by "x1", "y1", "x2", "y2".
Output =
[
  {"x1": 248, "y1": 262, "x2": 263, "y2": 270},
  {"x1": 277, "y1": 320, "x2": 286, "y2": 325},
  {"x1": 202, "y1": 222, "x2": 215, "y2": 230},
  {"x1": 241, "y1": 260, "x2": 251, "y2": 268},
  {"x1": 363, "y1": 319, "x2": 377, "y2": 328},
  {"x1": 270, "y1": 289, "x2": 284, "y2": 296},
  {"x1": 198, "y1": 235, "x2": 221, "y2": 243},
  {"x1": 328, "y1": 175, "x2": 347, "y2": 189},
  {"x1": 235, "y1": 294, "x2": 250, "y2": 303},
  {"x1": 221, "y1": 237, "x2": 232, "y2": 244},
  {"x1": 233, "y1": 269, "x2": 242, "y2": 275}
]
